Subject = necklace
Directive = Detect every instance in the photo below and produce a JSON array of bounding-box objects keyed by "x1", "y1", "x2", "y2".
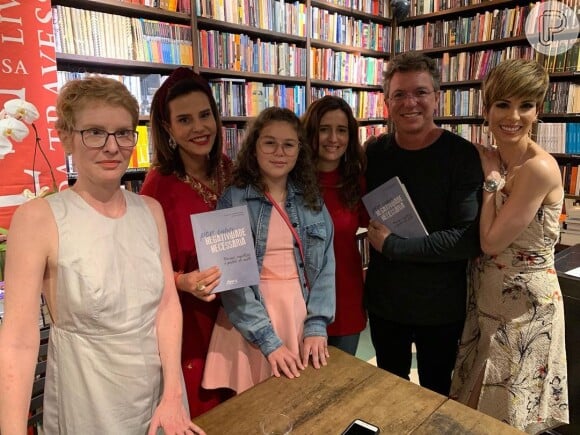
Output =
[
  {"x1": 499, "y1": 142, "x2": 532, "y2": 179},
  {"x1": 179, "y1": 159, "x2": 229, "y2": 206}
]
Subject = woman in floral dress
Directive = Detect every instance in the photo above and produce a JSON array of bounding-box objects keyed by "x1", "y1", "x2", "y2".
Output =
[{"x1": 450, "y1": 59, "x2": 568, "y2": 434}]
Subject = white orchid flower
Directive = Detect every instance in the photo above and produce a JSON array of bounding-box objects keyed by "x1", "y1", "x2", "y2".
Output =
[
  {"x1": 0, "y1": 136, "x2": 14, "y2": 159},
  {"x1": 3, "y1": 99, "x2": 40, "y2": 124},
  {"x1": 0, "y1": 116, "x2": 30, "y2": 142},
  {"x1": 22, "y1": 186, "x2": 50, "y2": 199}
]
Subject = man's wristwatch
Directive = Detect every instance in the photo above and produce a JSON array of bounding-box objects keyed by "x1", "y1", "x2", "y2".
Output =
[{"x1": 482, "y1": 178, "x2": 502, "y2": 193}]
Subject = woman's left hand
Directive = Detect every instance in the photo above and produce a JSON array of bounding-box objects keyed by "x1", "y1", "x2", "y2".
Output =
[
  {"x1": 301, "y1": 336, "x2": 329, "y2": 369},
  {"x1": 148, "y1": 396, "x2": 206, "y2": 435},
  {"x1": 474, "y1": 143, "x2": 502, "y2": 179}
]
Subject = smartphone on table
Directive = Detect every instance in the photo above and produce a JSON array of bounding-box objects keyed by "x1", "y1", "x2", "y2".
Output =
[{"x1": 341, "y1": 419, "x2": 380, "y2": 434}]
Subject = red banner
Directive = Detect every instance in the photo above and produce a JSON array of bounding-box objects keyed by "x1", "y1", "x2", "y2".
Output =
[{"x1": 0, "y1": 0, "x2": 67, "y2": 229}]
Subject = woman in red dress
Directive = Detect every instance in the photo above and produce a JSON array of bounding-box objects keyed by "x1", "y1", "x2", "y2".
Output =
[
  {"x1": 140, "y1": 68, "x2": 233, "y2": 417},
  {"x1": 302, "y1": 95, "x2": 369, "y2": 355}
]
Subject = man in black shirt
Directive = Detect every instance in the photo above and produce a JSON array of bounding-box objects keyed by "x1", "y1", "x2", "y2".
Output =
[{"x1": 365, "y1": 52, "x2": 483, "y2": 396}]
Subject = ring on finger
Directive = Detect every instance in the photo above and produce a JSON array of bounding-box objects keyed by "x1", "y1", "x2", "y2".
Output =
[{"x1": 196, "y1": 282, "x2": 206, "y2": 292}]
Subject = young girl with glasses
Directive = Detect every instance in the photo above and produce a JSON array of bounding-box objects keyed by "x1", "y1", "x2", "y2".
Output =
[{"x1": 202, "y1": 107, "x2": 336, "y2": 394}]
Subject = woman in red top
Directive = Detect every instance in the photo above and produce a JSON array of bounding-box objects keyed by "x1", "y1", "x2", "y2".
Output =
[
  {"x1": 140, "y1": 68, "x2": 233, "y2": 417},
  {"x1": 302, "y1": 95, "x2": 369, "y2": 355}
]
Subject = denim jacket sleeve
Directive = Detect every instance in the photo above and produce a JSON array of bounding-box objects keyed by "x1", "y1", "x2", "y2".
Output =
[
  {"x1": 217, "y1": 187, "x2": 282, "y2": 357},
  {"x1": 303, "y1": 204, "x2": 336, "y2": 338}
]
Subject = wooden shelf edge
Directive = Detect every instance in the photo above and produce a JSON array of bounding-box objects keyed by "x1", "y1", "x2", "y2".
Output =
[
  {"x1": 395, "y1": 35, "x2": 529, "y2": 55},
  {"x1": 310, "y1": 79, "x2": 382, "y2": 90},
  {"x1": 310, "y1": 0, "x2": 392, "y2": 25},
  {"x1": 197, "y1": 67, "x2": 307, "y2": 84},
  {"x1": 310, "y1": 38, "x2": 389, "y2": 58},
  {"x1": 57, "y1": 53, "x2": 192, "y2": 74},
  {"x1": 399, "y1": 0, "x2": 528, "y2": 24},
  {"x1": 196, "y1": 17, "x2": 306, "y2": 44},
  {"x1": 53, "y1": 0, "x2": 190, "y2": 23}
]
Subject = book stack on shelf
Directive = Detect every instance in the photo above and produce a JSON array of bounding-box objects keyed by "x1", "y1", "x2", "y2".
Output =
[
  {"x1": 121, "y1": 0, "x2": 190, "y2": 13},
  {"x1": 52, "y1": 5, "x2": 193, "y2": 65},
  {"x1": 561, "y1": 197, "x2": 580, "y2": 247}
]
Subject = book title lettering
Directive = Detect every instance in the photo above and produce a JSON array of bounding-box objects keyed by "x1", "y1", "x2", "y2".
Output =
[
  {"x1": 201, "y1": 227, "x2": 248, "y2": 253},
  {"x1": 374, "y1": 195, "x2": 405, "y2": 220}
]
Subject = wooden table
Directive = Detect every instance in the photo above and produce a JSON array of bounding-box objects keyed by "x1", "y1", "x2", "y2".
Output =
[{"x1": 194, "y1": 347, "x2": 523, "y2": 434}]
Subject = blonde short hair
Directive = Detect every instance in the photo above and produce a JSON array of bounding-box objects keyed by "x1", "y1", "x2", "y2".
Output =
[{"x1": 482, "y1": 59, "x2": 549, "y2": 110}]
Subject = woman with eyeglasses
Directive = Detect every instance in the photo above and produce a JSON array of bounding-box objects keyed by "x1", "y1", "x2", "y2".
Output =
[
  {"x1": 202, "y1": 107, "x2": 336, "y2": 394},
  {"x1": 301, "y1": 95, "x2": 369, "y2": 356},
  {"x1": 0, "y1": 77, "x2": 204, "y2": 434},
  {"x1": 140, "y1": 67, "x2": 234, "y2": 417}
]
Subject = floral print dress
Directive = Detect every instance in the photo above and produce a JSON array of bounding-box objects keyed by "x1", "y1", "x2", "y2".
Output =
[{"x1": 450, "y1": 191, "x2": 569, "y2": 434}]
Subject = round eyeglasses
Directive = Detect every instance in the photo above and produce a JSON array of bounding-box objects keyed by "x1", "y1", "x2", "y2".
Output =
[
  {"x1": 74, "y1": 128, "x2": 138, "y2": 148},
  {"x1": 257, "y1": 138, "x2": 301, "y2": 156},
  {"x1": 388, "y1": 90, "x2": 436, "y2": 103}
]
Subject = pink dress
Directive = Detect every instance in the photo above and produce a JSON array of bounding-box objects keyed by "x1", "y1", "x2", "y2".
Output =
[{"x1": 203, "y1": 205, "x2": 307, "y2": 394}]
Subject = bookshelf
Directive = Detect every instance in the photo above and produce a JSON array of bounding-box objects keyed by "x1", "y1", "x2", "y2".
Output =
[
  {"x1": 51, "y1": 0, "x2": 394, "y2": 169},
  {"x1": 51, "y1": 0, "x2": 195, "y2": 187}
]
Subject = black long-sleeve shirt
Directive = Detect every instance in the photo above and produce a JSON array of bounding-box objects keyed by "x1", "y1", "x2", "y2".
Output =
[{"x1": 364, "y1": 130, "x2": 483, "y2": 325}]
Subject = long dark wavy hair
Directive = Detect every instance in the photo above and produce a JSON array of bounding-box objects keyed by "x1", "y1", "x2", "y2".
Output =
[
  {"x1": 302, "y1": 95, "x2": 366, "y2": 209},
  {"x1": 233, "y1": 107, "x2": 321, "y2": 211},
  {"x1": 150, "y1": 67, "x2": 224, "y2": 178}
]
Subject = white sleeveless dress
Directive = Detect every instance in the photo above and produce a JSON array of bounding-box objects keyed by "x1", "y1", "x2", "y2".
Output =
[{"x1": 43, "y1": 189, "x2": 165, "y2": 434}]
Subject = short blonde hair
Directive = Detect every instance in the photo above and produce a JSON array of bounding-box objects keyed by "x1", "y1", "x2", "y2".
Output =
[
  {"x1": 55, "y1": 76, "x2": 139, "y2": 134},
  {"x1": 482, "y1": 59, "x2": 549, "y2": 110}
]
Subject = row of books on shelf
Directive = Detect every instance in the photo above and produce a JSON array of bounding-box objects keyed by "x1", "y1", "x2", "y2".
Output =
[
  {"x1": 396, "y1": 3, "x2": 529, "y2": 51},
  {"x1": 310, "y1": 48, "x2": 386, "y2": 85},
  {"x1": 410, "y1": 0, "x2": 487, "y2": 16},
  {"x1": 57, "y1": 71, "x2": 169, "y2": 116},
  {"x1": 320, "y1": 0, "x2": 391, "y2": 18},
  {"x1": 57, "y1": 69, "x2": 388, "y2": 122},
  {"x1": 196, "y1": 0, "x2": 307, "y2": 36},
  {"x1": 209, "y1": 77, "x2": 389, "y2": 119},
  {"x1": 310, "y1": 6, "x2": 391, "y2": 51},
  {"x1": 120, "y1": 0, "x2": 190, "y2": 13},
  {"x1": 437, "y1": 45, "x2": 579, "y2": 83},
  {"x1": 198, "y1": 30, "x2": 307, "y2": 77},
  {"x1": 541, "y1": 123, "x2": 580, "y2": 155},
  {"x1": 560, "y1": 164, "x2": 580, "y2": 197},
  {"x1": 436, "y1": 82, "x2": 579, "y2": 118},
  {"x1": 210, "y1": 80, "x2": 307, "y2": 116},
  {"x1": 395, "y1": 2, "x2": 578, "y2": 52},
  {"x1": 442, "y1": 123, "x2": 578, "y2": 153},
  {"x1": 53, "y1": 6, "x2": 193, "y2": 65},
  {"x1": 560, "y1": 197, "x2": 580, "y2": 246},
  {"x1": 311, "y1": 88, "x2": 388, "y2": 119},
  {"x1": 410, "y1": 0, "x2": 578, "y2": 17}
]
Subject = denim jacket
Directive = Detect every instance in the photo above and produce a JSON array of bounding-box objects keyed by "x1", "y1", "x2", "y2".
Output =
[{"x1": 218, "y1": 182, "x2": 336, "y2": 356}]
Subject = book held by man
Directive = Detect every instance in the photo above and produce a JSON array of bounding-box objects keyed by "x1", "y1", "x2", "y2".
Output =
[
  {"x1": 362, "y1": 176, "x2": 428, "y2": 238},
  {"x1": 190, "y1": 205, "x2": 260, "y2": 293}
]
